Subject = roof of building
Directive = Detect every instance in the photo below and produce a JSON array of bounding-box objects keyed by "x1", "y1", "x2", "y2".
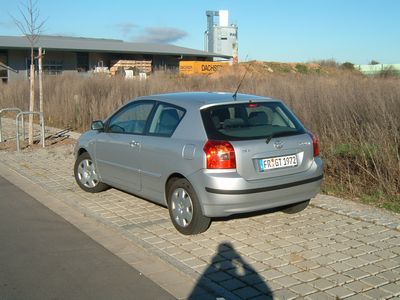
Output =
[{"x1": 0, "y1": 35, "x2": 231, "y2": 58}]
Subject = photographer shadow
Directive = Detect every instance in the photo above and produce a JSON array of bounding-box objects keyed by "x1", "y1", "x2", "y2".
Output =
[{"x1": 188, "y1": 242, "x2": 273, "y2": 299}]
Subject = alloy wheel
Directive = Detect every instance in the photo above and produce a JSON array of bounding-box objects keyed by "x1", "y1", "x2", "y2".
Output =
[
  {"x1": 170, "y1": 187, "x2": 193, "y2": 228},
  {"x1": 77, "y1": 158, "x2": 99, "y2": 188}
]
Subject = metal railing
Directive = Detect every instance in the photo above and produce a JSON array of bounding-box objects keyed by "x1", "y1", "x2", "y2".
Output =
[
  {"x1": 0, "y1": 108, "x2": 22, "y2": 142},
  {"x1": 16, "y1": 111, "x2": 45, "y2": 152}
]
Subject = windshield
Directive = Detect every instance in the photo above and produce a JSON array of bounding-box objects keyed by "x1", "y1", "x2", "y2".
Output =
[{"x1": 201, "y1": 102, "x2": 306, "y2": 141}]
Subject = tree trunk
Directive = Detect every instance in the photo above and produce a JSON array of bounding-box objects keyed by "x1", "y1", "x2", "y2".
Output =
[
  {"x1": 28, "y1": 64, "x2": 35, "y2": 145},
  {"x1": 28, "y1": 47, "x2": 35, "y2": 145}
]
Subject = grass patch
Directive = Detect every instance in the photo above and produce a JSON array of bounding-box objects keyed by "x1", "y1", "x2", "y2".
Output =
[
  {"x1": 295, "y1": 64, "x2": 309, "y2": 74},
  {"x1": 361, "y1": 191, "x2": 400, "y2": 213}
]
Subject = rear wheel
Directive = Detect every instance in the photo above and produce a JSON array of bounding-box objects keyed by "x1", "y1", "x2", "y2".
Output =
[
  {"x1": 74, "y1": 152, "x2": 108, "y2": 193},
  {"x1": 282, "y1": 200, "x2": 310, "y2": 214},
  {"x1": 167, "y1": 178, "x2": 211, "y2": 235}
]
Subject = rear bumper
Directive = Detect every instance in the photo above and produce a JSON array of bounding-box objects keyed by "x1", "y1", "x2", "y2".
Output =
[
  {"x1": 188, "y1": 157, "x2": 323, "y2": 217},
  {"x1": 205, "y1": 175, "x2": 322, "y2": 195}
]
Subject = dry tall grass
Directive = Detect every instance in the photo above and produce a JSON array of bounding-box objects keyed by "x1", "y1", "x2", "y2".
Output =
[{"x1": 1, "y1": 69, "x2": 399, "y2": 209}]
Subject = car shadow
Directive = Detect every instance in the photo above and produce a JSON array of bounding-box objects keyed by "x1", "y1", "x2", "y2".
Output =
[{"x1": 188, "y1": 242, "x2": 273, "y2": 300}]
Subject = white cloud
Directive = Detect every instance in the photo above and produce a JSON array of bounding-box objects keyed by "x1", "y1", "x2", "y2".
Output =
[{"x1": 133, "y1": 27, "x2": 187, "y2": 44}]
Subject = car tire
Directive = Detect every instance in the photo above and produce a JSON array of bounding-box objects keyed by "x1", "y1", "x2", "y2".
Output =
[
  {"x1": 282, "y1": 200, "x2": 310, "y2": 214},
  {"x1": 74, "y1": 152, "x2": 108, "y2": 193},
  {"x1": 167, "y1": 178, "x2": 211, "y2": 235}
]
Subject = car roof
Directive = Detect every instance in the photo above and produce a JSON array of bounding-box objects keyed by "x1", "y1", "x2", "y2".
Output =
[{"x1": 134, "y1": 92, "x2": 278, "y2": 110}]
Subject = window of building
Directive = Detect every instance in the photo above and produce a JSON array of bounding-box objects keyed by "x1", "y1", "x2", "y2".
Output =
[
  {"x1": 43, "y1": 60, "x2": 63, "y2": 75},
  {"x1": 0, "y1": 51, "x2": 8, "y2": 82},
  {"x1": 26, "y1": 58, "x2": 63, "y2": 76},
  {"x1": 77, "y1": 52, "x2": 89, "y2": 72}
]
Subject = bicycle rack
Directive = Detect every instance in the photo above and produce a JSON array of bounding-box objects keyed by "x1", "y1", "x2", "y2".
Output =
[
  {"x1": 16, "y1": 111, "x2": 45, "y2": 152},
  {"x1": 0, "y1": 108, "x2": 22, "y2": 142}
]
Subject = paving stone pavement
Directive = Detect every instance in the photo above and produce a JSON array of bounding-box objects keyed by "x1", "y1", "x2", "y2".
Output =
[{"x1": 1, "y1": 118, "x2": 399, "y2": 299}]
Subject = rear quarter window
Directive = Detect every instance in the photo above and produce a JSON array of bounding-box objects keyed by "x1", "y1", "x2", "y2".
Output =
[
  {"x1": 201, "y1": 102, "x2": 305, "y2": 141},
  {"x1": 148, "y1": 103, "x2": 185, "y2": 137}
]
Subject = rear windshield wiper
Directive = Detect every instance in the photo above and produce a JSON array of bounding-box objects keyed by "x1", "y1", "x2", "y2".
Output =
[{"x1": 265, "y1": 131, "x2": 299, "y2": 144}]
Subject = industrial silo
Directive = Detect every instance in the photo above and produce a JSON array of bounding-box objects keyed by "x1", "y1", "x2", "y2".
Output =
[{"x1": 205, "y1": 10, "x2": 238, "y2": 63}]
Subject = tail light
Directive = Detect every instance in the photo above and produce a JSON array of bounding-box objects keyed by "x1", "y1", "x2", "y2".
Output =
[
  {"x1": 203, "y1": 140, "x2": 236, "y2": 169},
  {"x1": 308, "y1": 132, "x2": 320, "y2": 157}
]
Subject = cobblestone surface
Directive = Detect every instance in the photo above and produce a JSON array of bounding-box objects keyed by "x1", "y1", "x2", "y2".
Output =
[{"x1": 1, "y1": 118, "x2": 399, "y2": 299}]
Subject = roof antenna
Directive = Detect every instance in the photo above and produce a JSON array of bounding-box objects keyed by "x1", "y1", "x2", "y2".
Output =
[{"x1": 233, "y1": 55, "x2": 251, "y2": 100}]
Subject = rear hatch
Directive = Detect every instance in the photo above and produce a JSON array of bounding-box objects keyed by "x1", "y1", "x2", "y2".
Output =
[{"x1": 201, "y1": 101, "x2": 315, "y2": 180}]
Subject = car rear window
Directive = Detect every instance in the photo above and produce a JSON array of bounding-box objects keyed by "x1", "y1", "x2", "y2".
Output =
[{"x1": 201, "y1": 102, "x2": 306, "y2": 141}]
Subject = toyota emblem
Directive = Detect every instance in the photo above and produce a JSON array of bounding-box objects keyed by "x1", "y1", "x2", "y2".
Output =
[{"x1": 273, "y1": 140, "x2": 284, "y2": 149}]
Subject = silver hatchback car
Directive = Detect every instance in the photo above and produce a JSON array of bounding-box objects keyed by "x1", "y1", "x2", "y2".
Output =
[{"x1": 74, "y1": 92, "x2": 323, "y2": 235}]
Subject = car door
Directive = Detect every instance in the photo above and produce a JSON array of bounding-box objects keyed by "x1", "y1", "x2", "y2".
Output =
[
  {"x1": 94, "y1": 100, "x2": 155, "y2": 192},
  {"x1": 139, "y1": 103, "x2": 186, "y2": 199}
]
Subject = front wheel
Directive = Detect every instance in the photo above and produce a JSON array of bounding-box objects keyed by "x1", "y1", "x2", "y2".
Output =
[
  {"x1": 74, "y1": 152, "x2": 108, "y2": 193},
  {"x1": 167, "y1": 178, "x2": 211, "y2": 235}
]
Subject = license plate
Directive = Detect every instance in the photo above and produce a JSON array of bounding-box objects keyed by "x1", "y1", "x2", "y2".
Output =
[{"x1": 259, "y1": 154, "x2": 298, "y2": 171}]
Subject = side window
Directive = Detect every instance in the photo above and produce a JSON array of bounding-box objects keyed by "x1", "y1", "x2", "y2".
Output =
[
  {"x1": 108, "y1": 102, "x2": 154, "y2": 134},
  {"x1": 148, "y1": 103, "x2": 185, "y2": 136}
]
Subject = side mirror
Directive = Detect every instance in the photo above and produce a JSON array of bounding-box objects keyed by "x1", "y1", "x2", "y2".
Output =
[{"x1": 91, "y1": 120, "x2": 104, "y2": 131}]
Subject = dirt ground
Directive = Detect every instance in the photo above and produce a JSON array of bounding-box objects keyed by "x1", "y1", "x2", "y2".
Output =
[{"x1": 0, "y1": 135, "x2": 76, "y2": 152}]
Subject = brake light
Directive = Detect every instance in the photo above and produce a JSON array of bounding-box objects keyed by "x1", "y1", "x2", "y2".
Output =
[
  {"x1": 308, "y1": 132, "x2": 320, "y2": 157},
  {"x1": 247, "y1": 103, "x2": 258, "y2": 108},
  {"x1": 203, "y1": 140, "x2": 236, "y2": 169}
]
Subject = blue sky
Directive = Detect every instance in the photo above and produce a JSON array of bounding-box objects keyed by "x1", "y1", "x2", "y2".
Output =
[{"x1": 0, "y1": 0, "x2": 398, "y2": 64}]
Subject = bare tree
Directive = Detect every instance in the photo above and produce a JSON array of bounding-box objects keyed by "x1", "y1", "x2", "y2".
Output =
[{"x1": 12, "y1": 0, "x2": 46, "y2": 145}]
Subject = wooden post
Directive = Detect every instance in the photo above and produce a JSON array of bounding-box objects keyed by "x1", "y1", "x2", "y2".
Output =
[{"x1": 38, "y1": 48, "x2": 43, "y2": 114}]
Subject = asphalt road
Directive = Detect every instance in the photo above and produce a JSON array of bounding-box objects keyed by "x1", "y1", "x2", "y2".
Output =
[{"x1": 0, "y1": 176, "x2": 176, "y2": 300}]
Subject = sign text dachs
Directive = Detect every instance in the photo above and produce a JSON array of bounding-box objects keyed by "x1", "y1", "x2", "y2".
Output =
[
  {"x1": 179, "y1": 61, "x2": 229, "y2": 75},
  {"x1": 201, "y1": 64, "x2": 225, "y2": 72}
]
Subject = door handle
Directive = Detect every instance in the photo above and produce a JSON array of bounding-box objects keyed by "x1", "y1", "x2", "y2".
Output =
[{"x1": 129, "y1": 140, "x2": 140, "y2": 148}]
